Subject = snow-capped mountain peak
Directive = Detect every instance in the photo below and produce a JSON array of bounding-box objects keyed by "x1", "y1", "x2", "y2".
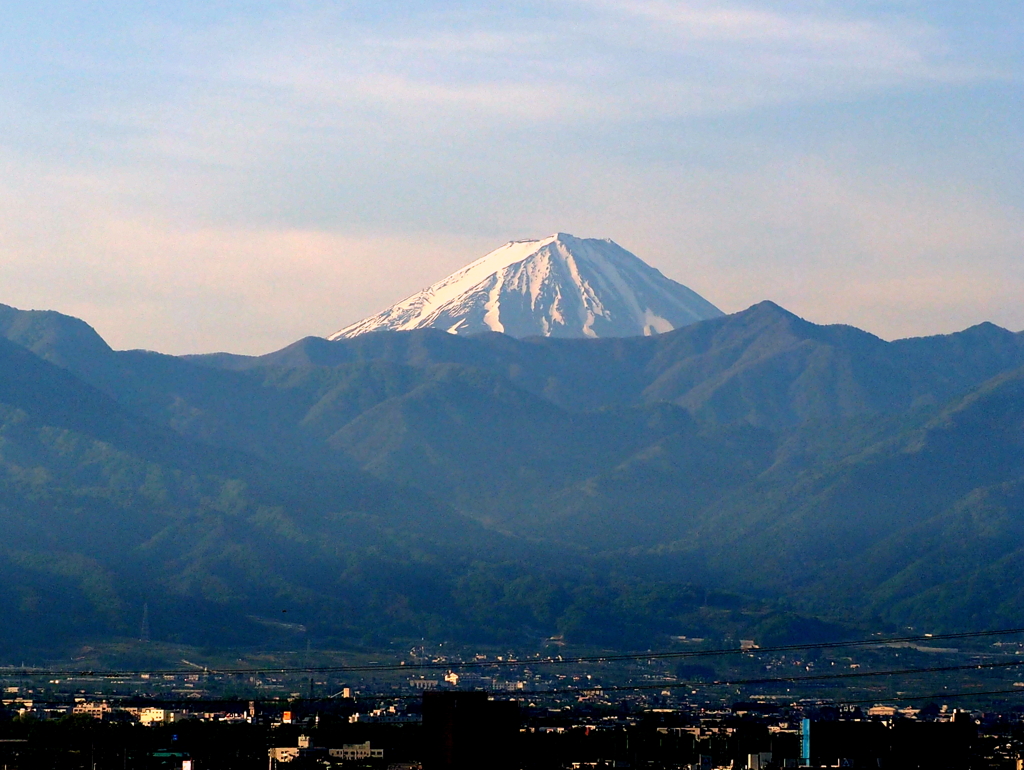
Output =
[{"x1": 330, "y1": 233, "x2": 723, "y2": 340}]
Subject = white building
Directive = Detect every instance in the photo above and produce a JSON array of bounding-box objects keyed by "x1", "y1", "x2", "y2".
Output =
[
  {"x1": 268, "y1": 746, "x2": 300, "y2": 763},
  {"x1": 72, "y1": 701, "x2": 111, "y2": 720},
  {"x1": 349, "y1": 706, "x2": 421, "y2": 724},
  {"x1": 329, "y1": 742, "x2": 384, "y2": 761}
]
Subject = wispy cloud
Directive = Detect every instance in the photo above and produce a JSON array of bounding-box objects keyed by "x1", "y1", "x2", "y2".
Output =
[
  {"x1": 146, "y1": 0, "x2": 985, "y2": 130},
  {"x1": 10, "y1": 0, "x2": 992, "y2": 178},
  {"x1": 0, "y1": 2, "x2": 1019, "y2": 352}
]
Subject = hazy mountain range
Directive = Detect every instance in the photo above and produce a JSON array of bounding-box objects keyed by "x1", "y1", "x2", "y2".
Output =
[{"x1": 2, "y1": 295, "x2": 1024, "y2": 657}]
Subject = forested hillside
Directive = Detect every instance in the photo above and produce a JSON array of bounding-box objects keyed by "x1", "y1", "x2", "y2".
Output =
[{"x1": 2, "y1": 301, "x2": 1023, "y2": 657}]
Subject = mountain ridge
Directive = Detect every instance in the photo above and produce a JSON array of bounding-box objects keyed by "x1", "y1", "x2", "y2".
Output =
[{"x1": 3, "y1": 299, "x2": 1024, "y2": 651}]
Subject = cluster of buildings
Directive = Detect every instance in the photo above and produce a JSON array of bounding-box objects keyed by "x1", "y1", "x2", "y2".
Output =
[
  {"x1": 269, "y1": 735, "x2": 385, "y2": 766},
  {"x1": 511, "y1": 701, "x2": 1005, "y2": 770},
  {"x1": 349, "y1": 705, "x2": 422, "y2": 724},
  {"x1": 7, "y1": 660, "x2": 1024, "y2": 769},
  {"x1": 407, "y1": 671, "x2": 528, "y2": 692},
  {"x1": 6, "y1": 686, "x2": 1024, "y2": 769},
  {"x1": 1, "y1": 695, "x2": 255, "y2": 724}
]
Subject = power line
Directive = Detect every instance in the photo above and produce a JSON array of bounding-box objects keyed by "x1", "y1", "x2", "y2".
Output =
[
  {"x1": 522, "y1": 657, "x2": 1024, "y2": 696},
  {"x1": 829, "y1": 687, "x2": 1024, "y2": 707},
  {"x1": 10, "y1": 660, "x2": 1024, "y2": 710},
  {"x1": 11, "y1": 679, "x2": 1024, "y2": 711},
  {"x1": 4, "y1": 626, "x2": 1023, "y2": 679},
  {"x1": 238, "y1": 661, "x2": 1024, "y2": 704},
  {"x1": 315, "y1": 660, "x2": 1024, "y2": 703}
]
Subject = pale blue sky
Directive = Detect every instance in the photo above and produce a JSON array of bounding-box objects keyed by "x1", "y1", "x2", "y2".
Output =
[{"x1": 1, "y1": 1, "x2": 1021, "y2": 353}]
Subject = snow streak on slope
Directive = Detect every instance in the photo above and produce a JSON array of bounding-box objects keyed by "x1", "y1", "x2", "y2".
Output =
[{"x1": 331, "y1": 234, "x2": 723, "y2": 339}]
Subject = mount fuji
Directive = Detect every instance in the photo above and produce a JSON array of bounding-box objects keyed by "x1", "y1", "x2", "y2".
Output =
[{"x1": 330, "y1": 233, "x2": 724, "y2": 340}]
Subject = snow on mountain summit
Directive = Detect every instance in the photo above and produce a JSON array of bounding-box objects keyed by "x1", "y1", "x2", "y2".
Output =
[{"x1": 330, "y1": 233, "x2": 724, "y2": 340}]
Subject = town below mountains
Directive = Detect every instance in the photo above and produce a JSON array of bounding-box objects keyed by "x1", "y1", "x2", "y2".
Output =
[{"x1": 2, "y1": 290, "x2": 1024, "y2": 658}]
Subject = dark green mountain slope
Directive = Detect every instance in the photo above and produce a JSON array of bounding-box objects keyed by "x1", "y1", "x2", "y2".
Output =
[
  {"x1": 0, "y1": 303, "x2": 114, "y2": 381},
  {"x1": 0, "y1": 337, "x2": 513, "y2": 650},
  {"x1": 664, "y1": 364, "x2": 1024, "y2": 627},
  {"x1": 1, "y1": 331, "x2": 765, "y2": 654},
  {"x1": 3, "y1": 300, "x2": 1024, "y2": 643},
  {"x1": 9, "y1": 301, "x2": 1024, "y2": 470}
]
